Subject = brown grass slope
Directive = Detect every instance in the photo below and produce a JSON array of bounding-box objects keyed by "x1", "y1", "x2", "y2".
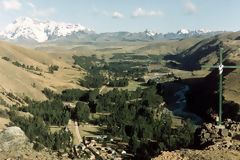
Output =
[{"x1": 0, "y1": 41, "x2": 84, "y2": 104}]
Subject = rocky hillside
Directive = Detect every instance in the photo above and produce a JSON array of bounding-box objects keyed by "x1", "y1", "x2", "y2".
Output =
[
  {"x1": 185, "y1": 66, "x2": 240, "y2": 121},
  {"x1": 153, "y1": 119, "x2": 240, "y2": 160},
  {"x1": 0, "y1": 126, "x2": 59, "y2": 160}
]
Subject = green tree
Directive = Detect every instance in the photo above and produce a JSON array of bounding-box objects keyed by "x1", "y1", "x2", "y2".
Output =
[{"x1": 74, "y1": 102, "x2": 90, "y2": 122}]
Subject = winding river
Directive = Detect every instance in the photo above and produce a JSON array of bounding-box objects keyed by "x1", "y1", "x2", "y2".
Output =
[{"x1": 173, "y1": 85, "x2": 203, "y2": 125}]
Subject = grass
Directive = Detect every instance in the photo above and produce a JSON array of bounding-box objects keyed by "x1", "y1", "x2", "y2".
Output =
[
  {"x1": 0, "y1": 117, "x2": 10, "y2": 131},
  {"x1": 120, "y1": 80, "x2": 146, "y2": 91},
  {"x1": 101, "y1": 80, "x2": 146, "y2": 94},
  {"x1": 78, "y1": 124, "x2": 106, "y2": 137},
  {"x1": 49, "y1": 126, "x2": 63, "y2": 133}
]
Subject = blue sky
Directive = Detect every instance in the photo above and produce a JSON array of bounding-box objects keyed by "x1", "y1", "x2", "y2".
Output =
[{"x1": 0, "y1": 0, "x2": 239, "y2": 33}]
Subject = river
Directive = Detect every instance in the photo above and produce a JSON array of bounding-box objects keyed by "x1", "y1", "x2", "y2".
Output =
[{"x1": 173, "y1": 85, "x2": 203, "y2": 125}]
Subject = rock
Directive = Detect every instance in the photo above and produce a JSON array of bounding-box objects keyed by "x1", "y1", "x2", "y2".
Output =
[
  {"x1": 0, "y1": 127, "x2": 61, "y2": 159},
  {"x1": 203, "y1": 132, "x2": 210, "y2": 139},
  {"x1": 210, "y1": 132, "x2": 219, "y2": 139},
  {"x1": 195, "y1": 120, "x2": 240, "y2": 149},
  {"x1": 0, "y1": 126, "x2": 29, "y2": 152},
  {"x1": 226, "y1": 119, "x2": 232, "y2": 123},
  {"x1": 205, "y1": 123, "x2": 213, "y2": 131},
  {"x1": 219, "y1": 129, "x2": 228, "y2": 137},
  {"x1": 153, "y1": 151, "x2": 188, "y2": 160}
]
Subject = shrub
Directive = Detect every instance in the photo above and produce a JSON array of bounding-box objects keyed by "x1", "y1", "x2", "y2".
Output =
[
  {"x1": 48, "y1": 65, "x2": 59, "y2": 73},
  {"x1": 2, "y1": 56, "x2": 10, "y2": 61}
]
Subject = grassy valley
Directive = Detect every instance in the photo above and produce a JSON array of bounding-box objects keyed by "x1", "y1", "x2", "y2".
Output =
[{"x1": 0, "y1": 31, "x2": 240, "y2": 159}]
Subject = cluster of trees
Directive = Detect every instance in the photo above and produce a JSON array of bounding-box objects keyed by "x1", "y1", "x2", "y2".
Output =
[
  {"x1": 79, "y1": 74, "x2": 105, "y2": 88},
  {"x1": 95, "y1": 86, "x2": 162, "y2": 113},
  {"x1": 9, "y1": 111, "x2": 72, "y2": 151},
  {"x1": 48, "y1": 65, "x2": 59, "y2": 73},
  {"x1": 73, "y1": 55, "x2": 149, "y2": 89},
  {"x1": 11, "y1": 61, "x2": 42, "y2": 72},
  {"x1": 104, "y1": 61, "x2": 148, "y2": 77},
  {"x1": 42, "y1": 88, "x2": 99, "y2": 104},
  {"x1": 73, "y1": 55, "x2": 107, "y2": 88},
  {"x1": 72, "y1": 55, "x2": 104, "y2": 72},
  {"x1": 10, "y1": 97, "x2": 91, "y2": 151},
  {"x1": 95, "y1": 88, "x2": 140, "y2": 112},
  {"x1": 148, "y1": 54, "x2": 163, "y2": 63},
  {"x1": 42, "y1": 88, "x2": 58, "y2": 99},
  {"x1": 12, "y1": 79, "x2": 194, "y2": 158},
  {"x1": 20, "y1": 99, "x2": 70, "y2": 126},
  {"x1": 61, "y1": 89, "x2": 88, "y2": 102},
  {"x1": 107, "y1": 78, "x2": 129, "y2": 87},
  {"x1": 142, "y1": 86, "x2": 163, "y2": 107},
  {"x1": 88, "y1": 86, "x2": 194, "y2": 159},
  {"x1": 72, "y1": 102, "x2": 90, "y2": 122},
  {"x1": 129, "y1": 117, "x2": 195, "y2": 159}
]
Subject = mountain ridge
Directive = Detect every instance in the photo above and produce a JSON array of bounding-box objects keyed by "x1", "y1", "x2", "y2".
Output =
[
  {"x1": 0, "y1": 17, "x2": 93, "y2": 43},
  {"x1": 0, "y1": 17, "x2": 224, "y2": 43}
]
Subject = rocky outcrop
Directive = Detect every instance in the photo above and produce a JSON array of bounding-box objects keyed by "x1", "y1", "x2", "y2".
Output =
[
  {"x1": 154, "y1": 119, "x2": 240, "y2": 160},
  {"x1": 153, "y1": 149, "x2": 240, "y2": 160},
  {"x1": 0, "y1": 126, "x2": 60, "y2": 160},
  {"x1": 195, "y1": 119, "x2": 240, "y2": 150},
  {"x1": 0, "y1": 126, "x2": 30, "y2": 152}
]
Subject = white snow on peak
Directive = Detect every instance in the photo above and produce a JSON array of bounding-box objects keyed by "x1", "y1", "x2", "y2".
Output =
[
  {"x1": 177, "y1": 28, "x2": 190, "y2": 34},
  {"x1": 177, "y1": 28, "x2": 213, "y2": 35},
  {"x1": 0, "y1": 17, "x2": 92, "y2": 42},
  {"x1": 144, "y1": 29, "x2": 157, "y2": 36},
  {"x1": 197, "y1": 28, "x2": 211, "y2": 34}
]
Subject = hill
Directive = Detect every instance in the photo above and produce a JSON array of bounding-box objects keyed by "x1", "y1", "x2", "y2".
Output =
[
  {"x1": 164, "y1": 32, "x2": 240, "y2": 70},
  {"x1": 0, "y1": 41, "x2": 84, "y2": 105},
  {"x1": 163, "y1": 32, "x2": 240, "y2": 106}
]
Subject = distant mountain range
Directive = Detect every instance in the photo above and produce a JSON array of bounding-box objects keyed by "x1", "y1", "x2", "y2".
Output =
[{"x1": 0, "y1": 17, "x2": 223, "y2": 43}]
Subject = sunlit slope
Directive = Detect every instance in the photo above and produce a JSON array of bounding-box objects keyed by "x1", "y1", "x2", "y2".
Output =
[{"x1": 0, "y1": 41, "x2": 84, "y2": 103}]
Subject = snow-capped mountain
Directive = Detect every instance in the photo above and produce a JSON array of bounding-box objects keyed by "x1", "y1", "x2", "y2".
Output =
[
  {"x1": 0, "y1": 17, "x2": 92, "y2": 42},
  {"x1": 177, "y1": 29, "x2": 190, "y2": 35},
  {"x1": 196, "y1": 28, "x2": 211, "y2": 34},
  {"x1": 177, "y1": 28, "x2": 212, "y2": 35},
  {"x1": 0, "y1": 17, "x2": 222, "y2": 43},
  {"x1": 144, "y1": 29, "x2": 157, "y2": 37}
]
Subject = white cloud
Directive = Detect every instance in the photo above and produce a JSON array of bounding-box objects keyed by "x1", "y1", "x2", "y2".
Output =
[
  {"x1": 132, "y1": 8, "x2": 163, "y2": 17},
  {"x1": 112, "y1": 11, "x2": 124, "y2": 19},
  {"x1": 1, "y1": 0, "x2": 21, "y2": 10},
  {"x1": 27, "y1": 2, "x2": 55, "y2": 17},
  {"x1": 184, "y1": 0, "x2": 197, "y2": 14}
]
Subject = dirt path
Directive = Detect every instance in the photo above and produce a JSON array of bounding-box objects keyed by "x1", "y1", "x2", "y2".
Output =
[
  {"x1": 67, "y1": 120, "x2": 82, "y2": 145},
  {"x1": 99, "y1": 85, "x2": 107, "y2": 95},
  {"x1": 74, "y1": 121, "x2": 82, "y2": 143}
]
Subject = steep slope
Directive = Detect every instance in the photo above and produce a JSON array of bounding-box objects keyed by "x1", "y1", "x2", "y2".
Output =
[
  {"x1": 0, "y1": 127, "x2": 60, "y2": 159},
  {"x1": 164, "y1": 32, "x2": 240, "y2": 70},
  {"x1": 162, "y1": 32, "x2": 240, "y2": 119},
  {"x1": 0, "y1": 41, "x2": 84, "y2": 104}
]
